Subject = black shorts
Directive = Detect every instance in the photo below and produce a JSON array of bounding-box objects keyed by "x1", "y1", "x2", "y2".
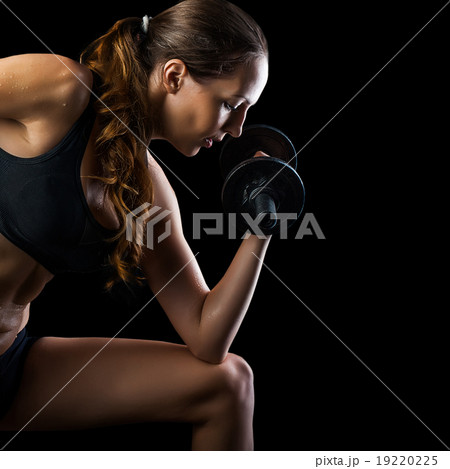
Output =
[{"x1": 0, "y1": 328, "x2": 41, "y2": 419}]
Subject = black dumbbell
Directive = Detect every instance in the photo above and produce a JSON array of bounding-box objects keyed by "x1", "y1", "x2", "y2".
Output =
[{"x1": 220, "y1": 125, "x2": 305, "y2": 235}]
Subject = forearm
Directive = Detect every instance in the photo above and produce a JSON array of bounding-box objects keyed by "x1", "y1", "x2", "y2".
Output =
[{"x1": 194, "y1": 234, "x2": 271, "y2": 363}]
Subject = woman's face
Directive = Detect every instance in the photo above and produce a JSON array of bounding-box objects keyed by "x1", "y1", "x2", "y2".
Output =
[{"x1": 152, "y1": 57, "x2": 269, "y2": 156}]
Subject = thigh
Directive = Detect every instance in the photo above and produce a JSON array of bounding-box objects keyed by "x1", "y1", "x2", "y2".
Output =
[{"x1": 0, "y1": 336, "x2": 227, "y2": 430}]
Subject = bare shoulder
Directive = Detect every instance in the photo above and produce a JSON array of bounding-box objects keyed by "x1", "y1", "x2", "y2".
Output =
[
  {"x1": 146, "y1": 150, "x2": 180, "y2": 213},
  {"x1": 0, "y1": 53, "x2": 93, "y2": 123}
]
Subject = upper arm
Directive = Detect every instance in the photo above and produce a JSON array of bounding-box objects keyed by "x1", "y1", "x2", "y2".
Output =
[
  {"x1": 139, "y1": 152, "x2": 210, "y2": 349},
  {"x1": 0, "y1": 53, "x2": 92, "y2": 123}
]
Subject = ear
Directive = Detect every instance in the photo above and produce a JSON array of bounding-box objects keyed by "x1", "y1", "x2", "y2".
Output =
[{"x1": 162, "y1": 59, "x2": 188, "y2": 94}]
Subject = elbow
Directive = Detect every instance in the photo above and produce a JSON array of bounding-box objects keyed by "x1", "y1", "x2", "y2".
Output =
[{"x1": 188, "y1": 345, "x2": 228, "y2": 365}]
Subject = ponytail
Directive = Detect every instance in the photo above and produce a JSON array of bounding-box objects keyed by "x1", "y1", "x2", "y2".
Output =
[{"x1": 81, "y1": 17, "x2": 154, "y2": 290}]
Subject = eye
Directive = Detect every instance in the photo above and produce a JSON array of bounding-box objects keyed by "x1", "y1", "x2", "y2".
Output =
[{"x1": 223, "y1": 102, "x2": 239, "y2": 113}]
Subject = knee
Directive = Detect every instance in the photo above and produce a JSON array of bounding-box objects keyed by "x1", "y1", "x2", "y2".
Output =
[{"x1": 213, "y1": 354, "x2": 254, "y2": 410}]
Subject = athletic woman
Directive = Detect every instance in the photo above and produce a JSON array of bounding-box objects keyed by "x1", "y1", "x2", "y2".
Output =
[{"x1": 0, "y1": 0, "x2": 269, "y2": 450}]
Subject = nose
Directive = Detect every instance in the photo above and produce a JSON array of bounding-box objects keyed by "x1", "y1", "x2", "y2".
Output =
[{"x1": 223, "y1": 109, "x2": 247, "y2": 138}]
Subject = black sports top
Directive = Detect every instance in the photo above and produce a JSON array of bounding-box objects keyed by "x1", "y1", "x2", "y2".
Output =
[{"x1": 0, "y1": 101, "x2": 118, "y2": 275}]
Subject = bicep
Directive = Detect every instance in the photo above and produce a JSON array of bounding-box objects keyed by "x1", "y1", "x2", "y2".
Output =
[
  {"x1": 141, "y1": 229, "x2": 209, "y2": 343},
  {"x1": 139, "y1": 157, "x2": 210, "y2": 347}
]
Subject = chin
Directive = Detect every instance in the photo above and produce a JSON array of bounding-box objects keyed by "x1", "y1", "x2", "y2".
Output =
[
  {"x1": 167, "y1": 138, "x2": 199, "y2": 157},
  {"x1": 180, "y1": 145, "x2": 202, "y2": 157}
]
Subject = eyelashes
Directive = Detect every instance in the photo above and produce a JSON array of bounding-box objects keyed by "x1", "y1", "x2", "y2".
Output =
[{"x1": 223, "y1": 102, "x2": 239, "y2": 113}]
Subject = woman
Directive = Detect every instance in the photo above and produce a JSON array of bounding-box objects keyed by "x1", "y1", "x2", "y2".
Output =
[{"x1": 0, "y1": 0, "x2": 269, "y2": 450}]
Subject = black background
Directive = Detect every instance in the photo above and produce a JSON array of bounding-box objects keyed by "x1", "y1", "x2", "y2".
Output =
[{"x1": 0, "y1": 0, "x2": 449, "y2": 451}]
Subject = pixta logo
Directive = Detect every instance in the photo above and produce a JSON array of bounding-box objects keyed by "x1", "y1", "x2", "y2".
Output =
[
  {"x1": 192, "y1": 212, "x2": 325, "y2": 240},
  {"x1": 126, "y1": 203, "x2": 172, "y2": 250},
  {"x1": 127, "y1": 204, "x2": 326, "y2": 250}
]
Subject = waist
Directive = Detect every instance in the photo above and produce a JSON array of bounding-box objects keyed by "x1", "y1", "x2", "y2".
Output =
[
  {"x1": 0, "y1": 234, "x2": 51, "y2": 340},
  {"x1": 0, "y1": 310, "x2": 29, "y2": 357}
]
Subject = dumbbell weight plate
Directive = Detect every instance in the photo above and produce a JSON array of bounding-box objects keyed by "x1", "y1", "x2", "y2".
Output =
[
  {"x1": 220, "y1": 125, "x2": 297, "y2": 178},
  {"x1": 222, "y1": 156, "x2": 305, "y2": 235}
]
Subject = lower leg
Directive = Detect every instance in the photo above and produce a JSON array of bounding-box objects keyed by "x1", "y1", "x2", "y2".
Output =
[
  {"x1": 192, "y1": 355, "x2": 255, "y2": 450},
  {"x1": 192, "y1": 399, "x2": 254, "y2": 450}
]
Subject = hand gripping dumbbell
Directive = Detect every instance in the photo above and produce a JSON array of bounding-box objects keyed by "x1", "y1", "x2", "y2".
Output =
[{"x1": 220, "y1": 125, "x2": 305, "y2": 235}]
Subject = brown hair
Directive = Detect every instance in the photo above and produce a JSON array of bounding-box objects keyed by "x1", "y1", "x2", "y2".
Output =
[{"x1": 80, "y1": 0, "x2": 268, "y2": 290}]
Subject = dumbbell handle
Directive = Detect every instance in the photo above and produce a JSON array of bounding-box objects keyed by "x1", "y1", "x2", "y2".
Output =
[{"x1": 251, "y1": 191, "x2": 278, "y2": 231}]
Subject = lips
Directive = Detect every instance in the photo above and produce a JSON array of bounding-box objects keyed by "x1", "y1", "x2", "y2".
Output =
[{"x1": 203, "y1": 135, "x2": 225, "y2": 149}]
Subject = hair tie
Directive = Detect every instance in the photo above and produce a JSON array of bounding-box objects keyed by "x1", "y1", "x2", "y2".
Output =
[{"x1": 142, "y1": 15, "x2": 151, "y2": 34}]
